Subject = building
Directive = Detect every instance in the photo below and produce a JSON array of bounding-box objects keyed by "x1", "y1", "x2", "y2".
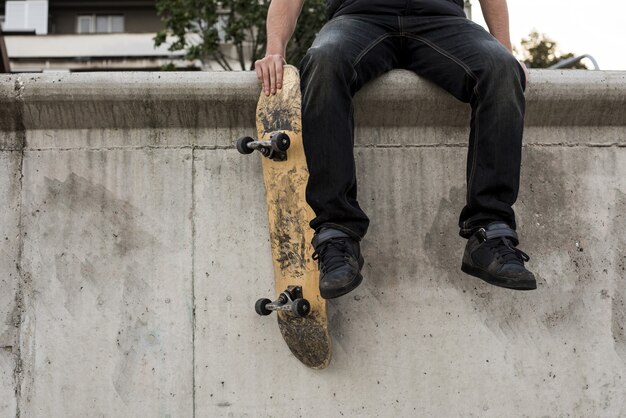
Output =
[{"x1": 0, "y1": 0, "x2": 211, "y2": 72}]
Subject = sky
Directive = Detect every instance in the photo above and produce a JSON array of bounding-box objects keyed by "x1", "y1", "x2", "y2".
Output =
[{"x1": 469, "y1": 0, "x2": 625, "y2": 70}]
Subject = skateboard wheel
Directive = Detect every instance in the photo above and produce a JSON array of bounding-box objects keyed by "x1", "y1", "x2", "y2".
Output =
[
  {"x1": 236, "y1": 136, "x2": 255, "y2": 155},
  {"x1": 255, "y1": 298, "x2": 273, "y2": 316},
  {"x1": 292, "y1": 298, "x2": 310, "y2": 318},
  {"x1": 271, "y1": 133, "x2": 290, "y2": 152}
]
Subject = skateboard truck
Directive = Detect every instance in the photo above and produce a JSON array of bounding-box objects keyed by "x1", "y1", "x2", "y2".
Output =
[
  {"x1": 255, "y1": 285, "x2": 311, "y2": 318},
  {"x1": 236, "y1": 132, "x2": 291, "y2": 161}
]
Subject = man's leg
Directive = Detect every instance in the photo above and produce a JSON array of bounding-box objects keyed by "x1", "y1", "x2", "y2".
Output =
[
  {"x1": 300, "y1": 14, "x2": 401, "y2": 298},
  {"x1": 400, "y1": 15, "x2": 536, "y2": 290},
  {"x1": 300, "y1": 14, "x2": 401, "y2": 240}
]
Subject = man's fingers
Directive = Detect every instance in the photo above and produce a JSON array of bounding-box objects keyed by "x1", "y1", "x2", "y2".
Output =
[
  {"x1": 274, "y1": 58, "x2": 283, "y2": 90},
  {"x1": 262, "y1": 64, "x2": 271, "y2": 96},
  {"x1": 269, "y1": 62, "x2": 277, "y2": 94}
]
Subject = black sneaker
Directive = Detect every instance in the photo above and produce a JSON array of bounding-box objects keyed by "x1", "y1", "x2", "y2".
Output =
[
  {"x1": 461, "y1": 222, "x2": 537, "y2": 290},
  {"x1": 312, "y1": 227, "x2": 364, "y2": 299}
]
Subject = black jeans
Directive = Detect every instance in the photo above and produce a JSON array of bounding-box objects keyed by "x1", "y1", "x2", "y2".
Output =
[{"x1": 300, "y1": 12, "x2": 527, "y2": 240}]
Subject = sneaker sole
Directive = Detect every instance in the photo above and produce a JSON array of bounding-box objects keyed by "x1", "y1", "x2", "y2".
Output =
[
  {"x1": 461, "y1": 263, "x2": 537, "y2": 291},
  {"x1": 320, "y1": 273, "x2": 363, "y2": 300},
  {"x1": 320, "y1": 255, "x2": 365, "y2": 300}
]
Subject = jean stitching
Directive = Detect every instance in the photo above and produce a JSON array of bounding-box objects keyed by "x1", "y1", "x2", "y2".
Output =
[
  {"x1": 352, "y1": 33, "x2": 392, "y2": 68},
  {"x1": 350, "y1": 33, "x2": 398, "y2": 89},
  {"x1": 403, "y1": 34, "x2": 478, "y2": 83},
  {"x1": 403, "y1": 33, "x2": 481, "y2": 208}
]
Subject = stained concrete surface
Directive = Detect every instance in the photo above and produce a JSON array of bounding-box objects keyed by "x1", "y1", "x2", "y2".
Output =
[
  {"x1": 194, "y1": 146, "x2": 626, "y2": 417},
  {"x1": 0, "y1": 70, "x2": 625, "y2": 417},
  {"x1": 18, "y1": 150, "x2": 193, "y2": 417}
]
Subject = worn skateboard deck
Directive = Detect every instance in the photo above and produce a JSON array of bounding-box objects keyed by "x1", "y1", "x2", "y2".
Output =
[{"x1": 254, "y1": 65, "x2": 332, "y2": 369}]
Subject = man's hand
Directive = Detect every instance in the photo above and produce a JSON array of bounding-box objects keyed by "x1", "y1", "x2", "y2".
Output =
[
  {"x1": 255, "y1": 54, "x2": 286, "y2": 96},
  {"x1": 519, "y1": 60, "x2": 530, "y2": 86},
  {"x1": 255, "y1": 0, "x2": 304, "y2": 96}
]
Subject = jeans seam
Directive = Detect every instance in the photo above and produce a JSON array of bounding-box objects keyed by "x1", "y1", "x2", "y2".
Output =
[
  {"x1": 403, "y1": 34, "x2": 477, "y2": 81},
  {"x1": 403, "y1": 33, "x2": 481, "y2": 209},
  {"x1": 352, "y1": 33, "x2": 391, "y2": 69},
  {"x1": 350, "y1": 33, "x2": 403, "y2": 88}
]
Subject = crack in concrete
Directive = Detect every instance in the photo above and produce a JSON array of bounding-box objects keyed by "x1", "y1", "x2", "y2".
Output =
[
  {"x1": 15, "y1": 142, "x2": 626, "y2": 153},
  {"x1": 23, "y1": 145, "x2": 228, "y2": 152},
  {"x1": 13, "y1": 74, "x2": 26, "y2": 418},
  {"x1": 191, "y1": 145, "x2": 196, "y2": 418},
  {"x1": 357, "y1": 143, "x2": 466, "y2": 148},
  {"x1": 356, "y1": 143, "x2": 626, "y2": 148},
  {"x1": 13, "y1": 170, "x2": 25, "y2": 418},
  {"x1": 525, "y1": 142, "x2": 626, "y2": 148}
]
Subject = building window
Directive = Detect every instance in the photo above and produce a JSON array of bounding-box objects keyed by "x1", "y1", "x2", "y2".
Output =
[
  {"x1": 77, "y1": 15, "x2": 124, "y2": 34},
  {"x1": 77, "y1": 15, "x2": 92, "y2": 33}
]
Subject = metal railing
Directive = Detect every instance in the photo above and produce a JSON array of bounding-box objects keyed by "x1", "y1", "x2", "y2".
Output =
[{"x1": 548, "y1": 54, "x2": 599, "y2": 70}]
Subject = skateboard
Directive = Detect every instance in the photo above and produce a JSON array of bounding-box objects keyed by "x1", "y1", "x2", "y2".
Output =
[{"x1": 236, "y1": 65, "x2": 332, "y2": 369}]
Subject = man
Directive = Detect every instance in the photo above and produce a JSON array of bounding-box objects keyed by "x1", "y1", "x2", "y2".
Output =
[{"x1": 255, "y1": 0, "x2": 536, "y2": 299}]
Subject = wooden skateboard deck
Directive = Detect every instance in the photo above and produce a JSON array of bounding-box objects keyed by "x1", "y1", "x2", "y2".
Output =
[{"x1": 240, "y1": 65, "x2": 331, "y2": 369}]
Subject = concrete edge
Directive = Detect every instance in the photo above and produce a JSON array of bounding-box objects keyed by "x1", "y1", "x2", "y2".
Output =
[{"x1": 0, "y1": 70, "x2": 624, "y2": 147}]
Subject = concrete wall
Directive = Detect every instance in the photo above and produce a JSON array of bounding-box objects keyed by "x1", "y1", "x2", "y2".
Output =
[{"x1": 1, "y1": 70, "x2": 625, "y2": 417}]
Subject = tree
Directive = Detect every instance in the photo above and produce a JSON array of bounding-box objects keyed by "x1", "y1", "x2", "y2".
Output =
[
  {"x1": 154, "y1": 0, "x2": 326, "y2": 71},
  {"x1": 517, "y1": 30, "x2": 588, "y2": 69}
]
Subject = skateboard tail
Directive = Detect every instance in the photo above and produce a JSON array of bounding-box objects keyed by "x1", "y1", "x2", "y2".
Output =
[{"x1": 278, "y1": 312, "x2": 332, "y2": 369}]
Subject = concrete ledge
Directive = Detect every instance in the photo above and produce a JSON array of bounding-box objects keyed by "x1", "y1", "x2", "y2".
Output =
[{"x1": 1, "y1": 70, "x2": 625, "y2": 150}]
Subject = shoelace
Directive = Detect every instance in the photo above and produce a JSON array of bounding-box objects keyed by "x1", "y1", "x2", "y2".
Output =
[
  {"x1": 485, "y1": 237, "x2": 530, "y2": 265},
  {"x1": 312, "y1": 238, "x2": 350, "y2": 273}
]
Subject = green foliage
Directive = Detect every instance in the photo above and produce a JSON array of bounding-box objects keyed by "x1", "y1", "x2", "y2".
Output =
[
  {"x1": 160, "y1": 62, "x2": 177, "y2": 71},
  {"x1": 154, "y1": 0, "x2": 327, "y2": 71},
  {"x1": 518, "y1": 30, "x2": 588, "y2": 69},
  {"x1": 154, "y1": 0, "x2": 265, "y2": 70}
]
